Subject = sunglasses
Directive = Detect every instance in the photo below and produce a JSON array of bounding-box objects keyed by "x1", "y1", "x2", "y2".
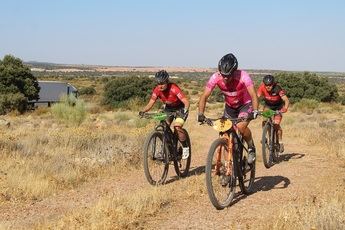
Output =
[
  {"x1": 264, "y1": 84, "x2": 273, "y2": 87},
  {"x1": 221, "y1": 74, "x2": 231, "y2": 78}
]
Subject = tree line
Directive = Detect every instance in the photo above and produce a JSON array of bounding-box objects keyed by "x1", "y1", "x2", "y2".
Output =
[{"x1": 0, "y1": 54, "x2": 343, "y2": 115}]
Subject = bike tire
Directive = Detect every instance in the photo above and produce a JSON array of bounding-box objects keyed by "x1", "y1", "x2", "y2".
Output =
[
  {"x1": 205, "y1": 138, "x2": 236, "y2": 210},
  {"x1": 262, "y1": 123, "x2": 273, "y2": 169},
  {"x1": 236, "y1": 135, "x2": 256, "y2": 194},
  {"x1": 173, "y1": 129, "x2": 191, "y2": 178},
  {"x1": 143, "y1": 131, "x2": 169, "y2": 185}
]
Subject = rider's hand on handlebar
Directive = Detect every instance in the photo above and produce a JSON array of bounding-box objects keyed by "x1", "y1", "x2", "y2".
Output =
[
  {"x1": 279, "y1": 107, "x2": 288, "y2": 113},
  {"x1": 182, "y1": 108, "x2": 189, "y2": 121},
  {"x1": 252, "y1": 110, "x2": 259, "y2": 119},
  {"x1": 197, "y1": 113, "x2": 206, "y2": 123}
]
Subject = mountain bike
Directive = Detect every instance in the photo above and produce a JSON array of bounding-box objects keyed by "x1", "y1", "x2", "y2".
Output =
[
  {"x1": 260, "y1": 109, "x2": 281, "y2": 168},
  {"x1": 141, "y1": 112, "x2": 191, "y2": 185},
  {"x1": 201, "y1": 116, "x2": 255, "y2": 210}
]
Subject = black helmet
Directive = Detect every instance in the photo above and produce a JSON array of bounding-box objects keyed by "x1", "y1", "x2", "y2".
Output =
[
  {"x1": 218, "y1": 53, "x2": 238, "y2": 77},
  {"x1": 263, "y1": 75, "x2": 275, "y2": 85},
  {"x1": 155, "y1": 70, "x2": 169, "y2": 84}
]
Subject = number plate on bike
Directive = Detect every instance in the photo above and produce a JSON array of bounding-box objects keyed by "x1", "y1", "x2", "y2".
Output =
[{"x1": 213, "y1": 119, "x2": 232, "y2": 132}]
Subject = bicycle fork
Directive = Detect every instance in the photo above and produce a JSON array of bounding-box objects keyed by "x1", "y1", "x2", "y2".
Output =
[{"x1": 216, "y1": 133, "x2": 233, "y2": 176}]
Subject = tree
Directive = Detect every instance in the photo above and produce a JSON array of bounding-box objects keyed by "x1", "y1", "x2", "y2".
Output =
[
  {"x1": 275, "y1": 72, "x2": 338, "y2": 103},
  {"x1": 0, "y1": 55, "x2": 40, "y2": 114},
  {"x1": 102, "y1": 76, "x2": 155, "y2": 108}
]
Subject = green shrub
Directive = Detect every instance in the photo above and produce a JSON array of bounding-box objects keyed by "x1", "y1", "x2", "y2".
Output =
[
  {"x1": 209, "y1": 88, "x2": 223, "y2": 103},
  {"x1": 191, "y1": 90, "x2": 198, "y2": 95},
  {"x1": 79, "y1": 86, "x2": 96, "y2": 95},
  {"x1": 338, "y1": 95, "x2": 345, "y2": 105},
  {"x1": 0, "y1": 93, "x2": 28, "y2": 115},
  {"x1": 276, "y1": 72, "x2": 338, "y2": 103},
  {"x1": 51, "y1": 95, "x2": 86, "y2": 126},
  {"x1": 102, "y1": 77, "x2": 155, "y2": 109}
]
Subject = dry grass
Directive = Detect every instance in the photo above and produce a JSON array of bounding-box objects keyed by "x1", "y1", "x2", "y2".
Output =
[
  {"x1": 0, "y1": 111, "x2": 152, "y2": 203},
  {"x1": 261, "y1": 192, "x2": 345, "y2": 230}
]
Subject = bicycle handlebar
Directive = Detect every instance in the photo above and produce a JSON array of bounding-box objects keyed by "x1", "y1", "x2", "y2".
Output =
[
  {"x1": 139, "y1": 111, "x2": 181, "y2": 119},
  {"x1": 258, "y1": 110, "x2": 282, "y2": 118},
  {"x1": 200, "y1": 116, "x2": 252, "y2": 127}
]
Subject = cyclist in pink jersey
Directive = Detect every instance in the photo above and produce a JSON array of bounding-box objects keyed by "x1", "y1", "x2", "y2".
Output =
[
  {"x1": 140, "y1": 70, "x2": 190, "y2": 157},
  {"x1": 198, "y1": 53, "x2": 259, "y2": 164}
]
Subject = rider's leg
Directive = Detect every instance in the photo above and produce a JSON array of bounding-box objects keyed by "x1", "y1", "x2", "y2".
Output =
[
  {"x1": 274, "y1": 114, "x2": 284, "y2": 152},
  {"x1": 274, "y1": 124, "x2": 282, "y2": 141},
  {"x1": 237, "y1": 121, "x2": 254, "y2": 148},
  {"x1": 174, "y1": 125, "x2": 186, "y2": 143},
  {"x1": 273, "y1": 113, "x2": 282, "y2": 140},
  {"x1": 174, "y1": 124, "x2": 189, "y2": 159},
  {"x1": 237, "y1": 121, "x2": 256, "y2": 164}
]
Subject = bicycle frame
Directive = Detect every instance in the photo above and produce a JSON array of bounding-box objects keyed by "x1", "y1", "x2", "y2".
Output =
[
  {"x1": 205, "y1": 117, "x2": 249, "y2": 174},
  {"x1": 154, "y1": 120, "x2": 176, "y2": 159},
  {"x1": 217, "y1": 128, "x2": 247, "y2": 174}
]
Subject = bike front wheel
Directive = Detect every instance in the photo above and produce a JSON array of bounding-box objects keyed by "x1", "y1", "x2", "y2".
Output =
[
  {"x1": 236, "y1": 137, "x2": 256, "y2": 194},
  {"x1": 205, "y1": 138, "x2": 236, "y2": 210},
  {"x1": 173, "y1": 129, "x2": 191, "y2": 178},
  {"x1": 143, "y1": 131, "x2": 169, "y2": 185},
  {"x1": 262, "y1": 123, "x2": 273, "y2": 168},
  {"x1": 272, "y1": 130, "x2": 280, "y2": 162}
]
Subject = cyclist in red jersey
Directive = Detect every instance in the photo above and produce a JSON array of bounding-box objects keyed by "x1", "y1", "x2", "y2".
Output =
[
  {"x1": 257, "y1": 75, "x2": 289, "y2": 152},
  {"x1": 140, "y1": 70, "x2": 190, "y2": 158}
]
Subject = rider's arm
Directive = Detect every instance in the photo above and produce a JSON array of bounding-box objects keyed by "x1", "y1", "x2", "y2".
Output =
[
  {"x1": 142, "y1": 98, "x2": 156, "y2": 112},
  {"x1": 172, "y1": 84, "x2": 190, "y2": 111},
  {"x1": 181, "y1": 97, "x2": 190, "y2": 111},
  {"x1": 247, "y1": 85, "x2": 259, "y2": 111},
  {"x1": 281, "y1": 95, "x2": 289, "y2": 112},
  {"x1": 198, "y1": 89, "x2": 212, "y2": 114}
]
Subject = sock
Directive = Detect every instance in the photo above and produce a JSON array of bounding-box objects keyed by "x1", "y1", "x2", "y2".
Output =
[{"x1": 182, "y1": 140, "x2": 188, "y2": 147}]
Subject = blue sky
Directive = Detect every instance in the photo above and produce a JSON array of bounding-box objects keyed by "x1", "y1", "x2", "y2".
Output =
[{"x1": 1, "y1": 0, "x2": 344, "y2": 72}]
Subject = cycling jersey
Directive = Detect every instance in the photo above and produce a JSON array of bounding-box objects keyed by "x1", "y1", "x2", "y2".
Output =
[
  {"x1": 151, "y1": 83, "x2": 186, "y2": 108},
  {"x1": 257, "y1": 83, "x2": 286, "y2": 107},
  {"x1": 205, "y1": 70, "x2": 254, "y2": 108}
]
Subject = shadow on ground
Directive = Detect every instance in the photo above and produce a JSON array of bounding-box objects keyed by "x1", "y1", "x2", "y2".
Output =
[
  {"x1": 229, "y1": 175, "x2": 290, "y2": 206},
  {"x1": 164, "y1": 165, "x2": 205, "y2": 184},
  {"x1": 277, "y1": 152, "x2": 305, "y2": 163}
]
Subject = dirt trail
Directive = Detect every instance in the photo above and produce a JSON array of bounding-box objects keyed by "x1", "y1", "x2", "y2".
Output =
[{"x1": 1, "y1": 112, "x2": 344, "y2": 229}]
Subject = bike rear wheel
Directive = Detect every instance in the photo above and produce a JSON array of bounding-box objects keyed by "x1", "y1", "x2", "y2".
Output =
[
  {"x1": 236, "y1": 136, "x2": 255, "y2": 194},
  {"x1": 205, "y1": 138, "x2": 236, "y2": 210},
  {"x1": 173, "y1": 129, "x2": 191, "y2": 178},
  {"x1": 262, "y1": 123, "x2": 273, "y2": 168},
  {"x1": 143, "y1": 131, "x2": 169, "y2": 185}
]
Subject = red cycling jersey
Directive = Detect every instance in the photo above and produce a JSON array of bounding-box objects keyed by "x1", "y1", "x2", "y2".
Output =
[
  {"x1": 257, "y1": 83, "x2": 286, "y2": 107},
  {"x1": 151, "y1": 83, "x2": 186, "y2": 108}
]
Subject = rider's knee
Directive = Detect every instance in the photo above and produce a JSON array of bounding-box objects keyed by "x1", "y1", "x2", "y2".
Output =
[
  {"x1": 237, "y1": 125, "x2": 247, "y2": 134},
  {"x1": 273, "y1": 124, "x2": 281, "y2": 130}
]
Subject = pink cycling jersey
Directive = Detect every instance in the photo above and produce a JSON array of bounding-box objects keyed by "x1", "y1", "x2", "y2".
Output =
[{"x1": 205, "y1": 70, "x2": 253, "y2": 108}]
